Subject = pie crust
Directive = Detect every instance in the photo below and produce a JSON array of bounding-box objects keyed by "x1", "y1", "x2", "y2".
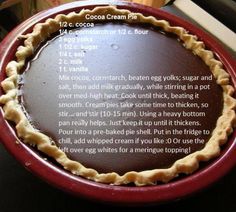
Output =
[{"x1": 0, "y1": 6, "x2": 236, "y2": 186}]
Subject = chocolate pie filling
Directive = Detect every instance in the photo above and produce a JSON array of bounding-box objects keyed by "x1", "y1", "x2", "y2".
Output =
[{"x1": 21, "y1": 23, "x2": 223, "y2": 175}]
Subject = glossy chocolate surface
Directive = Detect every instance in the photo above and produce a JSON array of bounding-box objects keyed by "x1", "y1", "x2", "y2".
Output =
[{"x1": 21, "y1": 23, "x2": 223, "y2": 174}]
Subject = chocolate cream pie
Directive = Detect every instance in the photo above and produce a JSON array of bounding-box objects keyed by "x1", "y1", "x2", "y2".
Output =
[{"x1": 0, "y1": 6, "x2": 236, "y2": 186}]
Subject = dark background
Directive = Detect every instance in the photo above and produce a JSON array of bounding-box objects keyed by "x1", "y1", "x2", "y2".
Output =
[{"x1": 0, "y1": 144, "x2": 236, "y2": 211}]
